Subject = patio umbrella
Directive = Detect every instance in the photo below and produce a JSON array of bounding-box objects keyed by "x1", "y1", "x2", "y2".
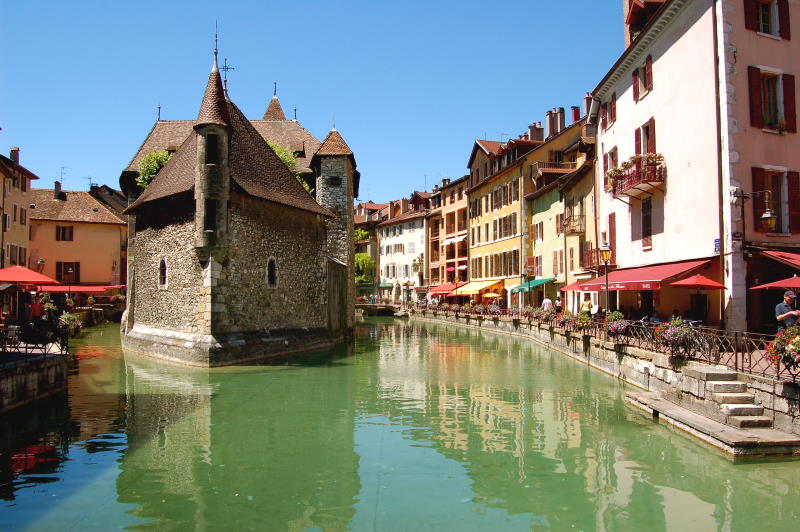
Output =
[
  {"x1": 749, "y1": 275, "x2": 800, "y2": 290},
  {"x1": 0, "y1": 266, "x2": 59, "y2": 285},
  {"x1": 669, "y1": 274, "x2": 725, "y2": 290}
]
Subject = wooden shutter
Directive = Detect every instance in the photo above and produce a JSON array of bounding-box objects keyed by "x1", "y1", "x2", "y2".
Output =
[
  {"x1": 610, "y1": 93, "x2": 617, "y2": 122},
  {"x1": 601, "y1": 104, "x2": 608, "y2": 129},
  {"x1": 744, "y1": 0, "x2": 759, "y2": 31},
  {"x1": 788, "y1": 171, "x2": 800, "y2": 232},
  {"x1": 603, "y1": 153, "x2": 609, "y2": 186},
  {"x1": 748, "y1": 66, "x2": 763, "y2": 127},
  {"x1": 784, "y1": 73, "x2": 797, "y2": 133},
  {"x1": 778, "y1": 0, "x2": 791, "y2": 40},
  {"x1": 56, "y1": 261, "x2": 63, "y2": 282},
  {"x1": 609, "y1": 213, "x2": 616, "y2": 263},
  {"x1": 648, "y1": 118, "x2": 656, "y2": 153},
  {"x1": 645, "y1": 55, "x2": 653, "y2": 91},
  {"x1": 553, "y1": 251, "x2": 558, "y2": 275},
  {"x1": 632, "y1": 69, "x2": 640, "y2": 102},
  {"x1": 635, "y1": 128, "x2": 642, "y2": 155},
  {"x1": 752, "y1": 167, "x2": 766, "y2": 232}
]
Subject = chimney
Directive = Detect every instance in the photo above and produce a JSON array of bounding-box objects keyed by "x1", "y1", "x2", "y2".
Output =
[
  {"x1": 9, "y1": 147, "x2": 19, "y2": 164},
  {"x1": 54, "y1": 180, "x2": 62, "y2": 200},
  {"x1": 584, "y1": 92, "x2": 593, "y2": 116},
  {"x1": 528, "y1": 122, "x2": 544, "y2": 141},
  {"x1": 557, "y1": 107, "x2": 566, "y2": 134},
  {"x1": 544, "y1": 110, "x2": 553, "y2": 139},
  {"x1": 442, "y1": 178, "x2": 450, "y2": 187},
  {"x1": 571, "y1": 106, "x2": 581, "y2": 123}
]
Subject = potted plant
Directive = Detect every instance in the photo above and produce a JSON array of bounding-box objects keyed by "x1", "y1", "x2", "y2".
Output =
[
  {"x1": 765, "y1": 325, "x2": 800, "y2": 369},
  {"x1": 59, "y1": 311, "x2": 83, "y2": 337},
  {"x1": 642, "y1": 152, "x2": 664, "y2": 166},
  {"x1": 605, "y1": 310, "x2": 628, "y2": 337},
  {"x1": 654, "y1": 318, "x2": 694, "y2": 356},
  {"x1": 86, "y1": 296, "x2": 96, "y2": 307}
]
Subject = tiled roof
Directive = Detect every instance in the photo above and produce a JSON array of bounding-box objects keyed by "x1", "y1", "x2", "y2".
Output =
[
  {"x1": 30, "y1": 189, "x2": 126, "y2": 225},
  {"x1": 476, "y1": 140, "x2": 502, "y2": 154},
  {"x1": 412, "y1": 190, "x2": 432, "y2": 199},
  {"x1": 263, "y1": 96, "x2": 286, "y2": 121},
  {"x1": 0, "y1": 154, "x2": 41, "y2": 181},
  {"x1": 196, "y1": 60, "x2": 230, "y2": 127},
  {"x1": 315, "y1": 129, "x2": 353, "y2": 156},
  {"x1": 250, "y1": 120, "x2": 321, "y2": 171},
  {"x1": 124, "y1": 120, "x2": 195, "y2": 172},
  {"x1": 125, "y1": 98, "x2": 334, "y2": 218},
  {"x1": 377, "y1": 209, "x2": 428, "y2": 227}
]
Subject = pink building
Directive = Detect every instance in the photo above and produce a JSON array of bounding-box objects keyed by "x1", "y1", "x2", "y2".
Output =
[{"x1": 592, "y1": 0, "x2": 798, "y2": 332}]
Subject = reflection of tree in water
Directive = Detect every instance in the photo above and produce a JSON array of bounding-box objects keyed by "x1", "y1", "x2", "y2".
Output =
[{"x1": 116, "y1": 347, "x2": 360, "y2": 531}]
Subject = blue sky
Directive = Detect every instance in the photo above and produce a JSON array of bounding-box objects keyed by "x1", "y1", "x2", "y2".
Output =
[{"x1": 0, "y1": 0, "x2": 623, "y2": 204}]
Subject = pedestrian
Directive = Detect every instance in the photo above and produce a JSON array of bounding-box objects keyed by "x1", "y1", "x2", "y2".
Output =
[
  {"x1": 31, "y1": 295, "x2": 44, "y2": 323},
  {"x1": 580, "y1": 294, "x2": 593, "y2": 315},
  {"x1": 541, "y1": 295, "x2": 553, "y2": 311},
  {"x1": 555, "y1": 296, "x2": 563, "y2": 313},
  {"x1": 775, "y1": 290, "x2": 800, "y2": 331}
]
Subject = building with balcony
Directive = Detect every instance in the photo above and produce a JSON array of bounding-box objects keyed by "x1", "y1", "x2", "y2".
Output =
[
  {"x1": 592, "y1": 0, "x2": 799, "y2": 331},
  {"x1": 426, "y1": 187, "x2": 442, "y2": 287},
  {"x1": 431, "y1": 176, "x2": 469, "y2": 287},
  {"x1": 0, "y1": 147, "x2": 38, "y2": 269}
]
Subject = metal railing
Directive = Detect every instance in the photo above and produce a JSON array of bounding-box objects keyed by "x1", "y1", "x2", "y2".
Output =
[
  {"x1": 532, "y1": 161, "x2": 577, "y2": 174},
  {"x1": 561, "y1": 215, "x2": 585, "y2": 235},
  {"x1": 614, "y1": 163, "x2": 666, "y2": 197}
]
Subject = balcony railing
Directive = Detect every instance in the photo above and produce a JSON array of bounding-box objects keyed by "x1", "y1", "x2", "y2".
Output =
[
  {"x1": 532, "y1": 161, "x2": 577, "y2": 175},
  {"x1": 562, "y1": 215, "x2": 585, "y2": 235},
  {"x1": 580, "y1": 248, "x2": 615, "y2": 270},
  {"x1": 613, "y1": 163, "x2": 666, "y2": 198}
]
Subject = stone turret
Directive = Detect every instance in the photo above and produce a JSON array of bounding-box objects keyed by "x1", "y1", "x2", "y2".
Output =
[{"x1": 313, "y1": 128, "x2": 358, "y2": 331}]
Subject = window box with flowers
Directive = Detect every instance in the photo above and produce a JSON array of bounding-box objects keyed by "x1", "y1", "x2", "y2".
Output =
[{"x1": 605, "y1": 167, "x2": 624, "y2": 192}]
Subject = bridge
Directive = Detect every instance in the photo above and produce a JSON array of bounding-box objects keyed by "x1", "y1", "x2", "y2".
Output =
[{"x1": 355, "y1": 303, "x2": 404, "y2": 317}]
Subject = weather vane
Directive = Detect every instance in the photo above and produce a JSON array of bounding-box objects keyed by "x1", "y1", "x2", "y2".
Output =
[{"x1": 222, "y1": 58, "x2": 235, "y2": 90}]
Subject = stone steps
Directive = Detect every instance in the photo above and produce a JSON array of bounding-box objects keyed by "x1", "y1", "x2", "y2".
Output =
[
  {"x1": 707, "y1": 381, "x2": 747, "y2": 393},
  {"x1": 721, "y1": 403, "x2": 765, "y2": 416},
  {"x1": 711, "y1": 392, "x2": 755, "y2": 404},
  {"x1": 684, "y1": 368, "x2": 739, "y2": 381},
  {"x1": 728, "y1": 415, "x2": 774, "y2": 428}
]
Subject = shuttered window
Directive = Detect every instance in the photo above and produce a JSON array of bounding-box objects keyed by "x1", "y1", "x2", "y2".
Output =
[
  {"x1": 748, "y1": 66, "x2": 797, "y2": 132},
  {"x1": 745, "y1": 0, "x2": 791, "y2": 39}
]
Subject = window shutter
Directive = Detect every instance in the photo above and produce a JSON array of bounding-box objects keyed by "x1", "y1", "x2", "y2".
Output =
[
  {"x1": 744, "y1": 0, "x2": 759, "y2": 31},
  {"x1": 610, "y1": 93, "x2": 617, "y2": 122},
  {"x1": 609, "y1": 213, "x2": 616, "y2": 264},
  {"x1": 603, "y1": 153, "x2": 609, "y2": 186},
  {"x1": 648, "y1": 118, "x2": 656, "y2": 153},
  {"x1": 778, "y1": 0, "x2": 791, "y2": 40},
  {"x1": 788, "y1": 171, "x2": 800, "y2": 232},
  {"x1": 784, "y1": 73, "x2": 797, "y2": 133},
  {"x1": 645, "y1": 55, "x2": 653, "y2": 91},
  {"x1": 601, "y1": 104, "x2": 608, "y2": 129},
  {"x1": 752, "y1": 167, "x2": 766, "y2": 232},
  {"x1": 632, "y1": 69, "x2": 640, "y2": 102},
  {"x1": 553, "y1": 252, "x2": 558, "y2": 275},
  {"x1": 635, "y1": 128, "x2": 642, "y2": 155},
  {"x1": 56, "y1": 261, "x2": 63, "y2": 282},
  {"x1": 748, "y1": 66, "x2": 763, "y2": 127}
]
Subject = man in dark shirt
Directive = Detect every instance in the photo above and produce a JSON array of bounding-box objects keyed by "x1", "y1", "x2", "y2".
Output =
[{"x1": 775, "y1": 291, "x2": 800, "y2": 330}]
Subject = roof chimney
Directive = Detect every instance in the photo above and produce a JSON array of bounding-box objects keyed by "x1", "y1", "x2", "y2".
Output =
[
  {"x1": 557, "y1": 107, "x2": 566, "y2": 134},
  {"x1": 544, "y1": 110, "x2": 553, "y2": 139},
  {"x1": 528, "y1": 122, "x2": 544, "y2": 142},
  {"x1": 54, "y1": 180, "x2": 62, "y2": 200},
  {"x1": 9, "y1": 147, "x2": 19, "y2": 164},
  {"x1": 571, "y1": 106, "x2": 581, "y2": 123},
  {"x1": 584, "y1": 92, "x2": 593, "y2": 116}
]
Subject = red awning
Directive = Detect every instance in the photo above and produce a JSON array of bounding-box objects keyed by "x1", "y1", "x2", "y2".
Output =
[
  {"x1": 762, "y1": 250, "x2": 800, "y2": 269},
  {"x1": 561, "y1": 281, "x2": 590, "y2": 292},
  {"x1": 750, "y1": 276, "x2": 800, "y2": 290},
  {"x1": 0, "y1": 266, "x2": 59, "y2": 285},
  {"x1": 430, "y1": 282, "x2": 458, "y2": 295},
  {"x1": 580, "y1": 260, "x2": 709, "y2": 291},
  {"x1": 37, "y1": 285, "x2": 111, "y2": 293}
]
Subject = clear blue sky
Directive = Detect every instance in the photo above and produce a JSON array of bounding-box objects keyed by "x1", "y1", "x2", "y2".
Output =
[{"x1": 0, "y1": 0, "x2": 624, "y2": 204}]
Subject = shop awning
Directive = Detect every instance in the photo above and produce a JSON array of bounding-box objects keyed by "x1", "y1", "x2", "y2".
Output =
[
  {"x1": 441, "y1": 235, "x2": 467, "y2": 246},
  {"x1": 0, "y1": 266, "x2": 60, "y2": 285},
  {"x1": 510, "y1": 278, "x2": 554, "y2": 294},
  {"x1": 429, "y1": 282, "x2": 461, "y2": 295},
  {"x1": 37, "y1": 285, "x2": 112, "y2": 293},
  {"x1": 451, "y1": 280, "x2": 501, "y2": 295},
  {"x1": 378, "y1": 283, "x2": 394, "y2": 289},
  {"x1": 762, "y1": 250, "x2": 800, "y2": 269},
  {"x1": 580, "y1": 259, "x2": 709, "y2": 291},
  {"x1": 561, "y1": 280, "x2": 589, "y2": 292}
]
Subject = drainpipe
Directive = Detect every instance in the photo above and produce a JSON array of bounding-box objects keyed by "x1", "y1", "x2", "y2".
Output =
[{"x1": 712, "y1": 0, "x2": 727, "y2": 329}]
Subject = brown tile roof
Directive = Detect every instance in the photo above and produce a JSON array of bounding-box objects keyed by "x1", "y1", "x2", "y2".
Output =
[
  {"x1": 476, "y1": 140, "x2": 502, "y2": 154},
  {"x1": 124, "y1": 120, "x2": 195, "y2": 172},
  {"x1": 30, "y1": 189, "x2": 126, "y2": 225},
  {"x1": 250, "y1": 120, "x2": 321, "y2": 172},
  {"x1": 125, "y1": 98, "x2": 334, "y2": 218},
  {"x1": 263, "y1": 96, "x2": 286, "y2": 121},
  {"x1": 315, "y1": 129, "x2": 353, "y2": 156},
  {"x1": 196, "y1": 60, "x2": 231, "y2": 127},
  {"x1": 0, "y1": 154, "x2": 41, "y2": 182},
  {"x1": 377, "y1": 209, "x2": 429, "y2": 227},
  {"x1": 354, "y1": 214, "x2": 367, "y2": 224}
]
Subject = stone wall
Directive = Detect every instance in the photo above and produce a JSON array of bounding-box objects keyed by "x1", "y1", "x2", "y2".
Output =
[
  {"x1": 0, "y1": 357, "x2": 68, "y2": 414},
  {"x1": 410, "y1": 312, "x2": 800, "y2": 436}
]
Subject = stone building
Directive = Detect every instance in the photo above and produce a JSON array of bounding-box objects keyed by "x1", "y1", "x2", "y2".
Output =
[{"x1": 120, "y1": 57, "x2": 357, "y2": 366}]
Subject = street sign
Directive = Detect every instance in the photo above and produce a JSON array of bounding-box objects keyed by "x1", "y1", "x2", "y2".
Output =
[{"x1": 714, "y1": 238, "x2": 720, "y2": 253}]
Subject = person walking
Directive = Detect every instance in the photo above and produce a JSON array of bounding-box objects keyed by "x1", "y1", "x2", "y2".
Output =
[
  {"x1": 541, "y1": 295, "x2": 553, "y2": 311},
  {"x1": 580, "y1": 295, "x2": 593, "y2": 315},
  {"x1": 776, "y1": 291, "x2": 800, "y2": 331}
]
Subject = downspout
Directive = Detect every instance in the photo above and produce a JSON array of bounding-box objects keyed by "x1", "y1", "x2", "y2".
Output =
[{"x1": 712, "y1": 0, "x2": 727, "y2": 329}]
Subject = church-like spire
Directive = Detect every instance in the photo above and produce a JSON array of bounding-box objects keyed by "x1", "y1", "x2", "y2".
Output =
[
  {"x1": 316, "y1": 128, "x2": 353, "y2": 156},
  {"x1": 263, "y1": 82, "x2": 287, "y2": 121},
  {"x1": 196, "y1": 55, "x2": 231, "y2": 128}
]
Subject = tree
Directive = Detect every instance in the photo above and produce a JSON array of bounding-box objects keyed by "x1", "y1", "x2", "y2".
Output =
[
  {"x1": 266, "y1": 140, "x2": 313, "y2": 194},
  {"x1": 354, "y1": 253, "x2": 375, "y2": 284},
  {"x1": 137, "y1": 150, "x2": 172, "y2": 188},
  {"x1": 355, "y1": 228, "x2": 370, "y2": 241}
]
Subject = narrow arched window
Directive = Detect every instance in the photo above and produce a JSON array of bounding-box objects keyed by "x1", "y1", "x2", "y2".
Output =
[
  {"x1": 267, "y1": 259, "x2": 277, "y2": 287},
  {"x1": 159, "y1": 258, "x2": 167, "y2": 287}
]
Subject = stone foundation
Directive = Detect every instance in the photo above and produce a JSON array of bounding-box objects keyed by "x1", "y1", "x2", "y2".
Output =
[
  {"x1": 0, "y1": 357, "x2": 69, "y2": 414},
  {"x1": 123, "y1": 324, "x2": 347, "y2": 367}
]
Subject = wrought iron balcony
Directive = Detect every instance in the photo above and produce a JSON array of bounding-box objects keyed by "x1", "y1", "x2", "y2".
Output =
[
  {"x1": 562, "y1": 215, "x2": 585, "y2": 235},
  {"x1": 614, "y1": 163, "x2": 665, "y2": 198},
  {"x1": 580, "y1": 248, "x2": 616, "y2": 270}
]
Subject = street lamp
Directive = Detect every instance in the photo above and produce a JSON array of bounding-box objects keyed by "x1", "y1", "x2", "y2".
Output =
[
  {"x1": 733, "y1": 189, "x2": 778, "y2": 241},
  {"x1": 599, "y1": 243, "x2": 613, "y2": 315}
]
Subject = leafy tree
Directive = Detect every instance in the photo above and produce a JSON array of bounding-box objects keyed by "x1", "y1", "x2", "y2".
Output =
[
  {"x1": 354, "y1": 253, "x2": 375, "y2": 284},
  {"x1": 355, "y1": 228, "x2": 370, "y2": 241},
  {"x1": 137, "y1": 150, "x2": 172, "y2": 189},
  {"x1": 266, "y1": 140, "x2": 313, "y2": 194}
]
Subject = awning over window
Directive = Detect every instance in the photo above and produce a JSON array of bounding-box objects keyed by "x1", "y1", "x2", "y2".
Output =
[
  {"x1": 378, "y1": 283, "x2": 394, "y2": 289},
  {"x1": 510, "y1": 278, "x2": 554, "y2": 294},
  {"x1": 762, "y1": 250, "x2": 800, "y2": 269},
  {"x1": 451, "y1": 280, "x2": 502, "y2": 295},
  {"x1": 580, "y1": 260, "x2": 709, "y2": 291},
  {"x1": 441, "y1": 235, "x2": 468, "y2": 246},
  {"x1": 561, "y1": 280, "x2": 591, "y2": 292},
  {"x1": 429, "y1": 282, "x2": 461, "y2": 295}
]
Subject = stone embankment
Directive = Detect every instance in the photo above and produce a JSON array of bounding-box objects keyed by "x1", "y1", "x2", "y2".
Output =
[
  {"x1": 0, "y1": 356, "x2": 68, "y2": 415},
  {"x1": 409, "y1": 311, "x2": 800, "y2": 457}
]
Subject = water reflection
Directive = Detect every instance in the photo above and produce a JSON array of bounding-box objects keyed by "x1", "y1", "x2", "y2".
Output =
[{"x1": 0, "y1": 320, "x2": 798, "y2": 531}]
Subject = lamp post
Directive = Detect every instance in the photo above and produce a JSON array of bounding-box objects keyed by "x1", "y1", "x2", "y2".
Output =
[
  {"x1": 599, "y1": 243, "x2": 613, "y2": 315},
  {"x1": 732, "y1": 189, "x2": 778, "y2": 246}
]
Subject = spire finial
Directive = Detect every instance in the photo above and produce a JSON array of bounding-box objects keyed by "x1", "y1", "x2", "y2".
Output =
[
  {"x1": 221, "y1": 57, "x2": 235, "y2": 92},
  {"x1": 273, "y1": 81, "x2": 277, "y2": 97},
  {"x1": 157, "y1": 103, "x2": 161, "y2": 121},
  {"x1": 214, "y1": 21, "x2": 219, "y2": 64},
  {"x1": 332, "y1": 115, "x2": 336, "y2": 131},
  {"x1": 293, "y1": 106, "x2": 297, "y2": 121}
]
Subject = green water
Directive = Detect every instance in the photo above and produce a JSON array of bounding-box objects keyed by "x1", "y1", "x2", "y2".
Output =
[{"x1": 0, "y1": 319, "x2": 798, "y2": 531}]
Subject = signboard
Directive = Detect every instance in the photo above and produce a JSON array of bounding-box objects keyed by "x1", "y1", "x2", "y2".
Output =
[{"x1": 714, "y1": 238, "x2": 720, "y2": 254}]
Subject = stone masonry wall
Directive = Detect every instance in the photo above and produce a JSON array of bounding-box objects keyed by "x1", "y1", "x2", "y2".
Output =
[{"x1": 220, "y1": 193, "x2": 328, "y2": 332}]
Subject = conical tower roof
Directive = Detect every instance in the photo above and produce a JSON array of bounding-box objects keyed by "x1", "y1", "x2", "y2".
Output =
[
  {"x1": 263, "y1": 95, "x2": 287, "y2": 121},
  {"x1": 195, "y1": 57, "x2": 231, "y2": 128},
  {"x1": 315, "y1": 128, "x2": 353, "y2": 156}
]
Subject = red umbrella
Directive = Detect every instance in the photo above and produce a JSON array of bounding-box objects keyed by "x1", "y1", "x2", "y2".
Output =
[
  {"x1": 749, "y1": 275, "x2": 800, "y2": 290},
  {"x1": 0, "y1": 266, "x2": 59, "y2": 285},
  {"x1": 670, "y1": 274, "x2": 725, "y2": 290}
]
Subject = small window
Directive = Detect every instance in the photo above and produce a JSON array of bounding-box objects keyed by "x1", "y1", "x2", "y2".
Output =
[
  {"x1": 204, "y1": 200, "x2": 218, "y2": 231},
  {"x1": 267, "y1": 259, "x2": 277, "y2": 287},
  {"x1": 56, "y1": 226, "x2": 74, "y2": 241},
  {"x1": 205, "y1": 133, "x2": 218, "y2": 164},
  {"x1": 329, "y1": 176, "x2": 342, "y2": 186},
  {"x1": 159, "y1": 258, "x2": 167, "y2": 287}
]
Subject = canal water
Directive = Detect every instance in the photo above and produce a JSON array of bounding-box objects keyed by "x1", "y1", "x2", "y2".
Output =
[{"x1": 0, "y1": 319, "x2": 798, "y2": 531}]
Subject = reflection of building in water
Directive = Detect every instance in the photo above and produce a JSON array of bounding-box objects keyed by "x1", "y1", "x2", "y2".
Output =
[{"x1": 116, "y1": 354, "x2": 360, "y2": 531}]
